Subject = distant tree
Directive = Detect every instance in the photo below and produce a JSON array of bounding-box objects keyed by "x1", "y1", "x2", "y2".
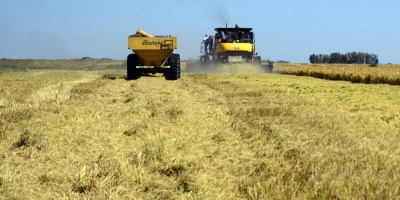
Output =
[
  {"x1": 277, "y1": 60, "x2": 290, "y2": 63},
  {"x1": 309, "y1": 52, "x2": 379, "y2": 64},
  {"x1": 361, "y1": 53, "x2": 365, "y2": 63},
  {"x1": 370, "y1": 54, "x2": 379, "y2": 64},
  {"x1": 309, "y1": 54, "x2": 317, "y2": 63},
  {"x1": 322, "y1": 54, "x2": 330, "y2": 63},
  {"x1": 365, "y1": 54, "x2": 371, "y2": 64},
  {"x1": 317, "y1": 54, "x2": 322, "y2": 63},
  {"x1": 340, "y1": 54, "x2": 348, "y2": 63},
  {"x1": 373, "y1": 56, "x2": 379, "y2": 64},
  {"x1": 330, "y1": 52, "x2": 341, "y2": 63},
  {"x1": 348, "y1": 52, "x2": 356, "y2": 63}
]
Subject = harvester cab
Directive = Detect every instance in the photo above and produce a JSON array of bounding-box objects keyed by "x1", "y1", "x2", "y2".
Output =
[{"x1": 127, "y1": 29, "x2": 180, "y2": 80}]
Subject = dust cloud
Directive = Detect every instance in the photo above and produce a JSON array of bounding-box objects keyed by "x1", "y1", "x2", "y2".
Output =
[{"x1": 184, "y1": 63, "x2": 271, "y2": 74}]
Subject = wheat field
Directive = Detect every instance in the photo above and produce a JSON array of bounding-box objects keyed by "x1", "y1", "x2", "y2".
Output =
[
  {"x1": 274, "y1": 63, "x2": 400, "y2": 85},
  {"x1": 1, "y1": 61, "x2": 400, "y2": 199}
]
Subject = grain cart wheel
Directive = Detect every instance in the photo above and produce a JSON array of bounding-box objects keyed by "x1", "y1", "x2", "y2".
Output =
[
  {"x1": 127, "y1": 54, "x2": 140, "y2": 80},
  {"x1": 165, "y1": 53, "x2": 180, "y2": 80}
]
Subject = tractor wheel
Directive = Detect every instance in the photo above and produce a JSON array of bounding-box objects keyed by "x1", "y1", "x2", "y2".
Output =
[
  {"x1": 165, "y1": 54, "x2": 181, "y2": 80},
  {"x1": 127, "y1": 54, "x2": 140, "y2": 80}
]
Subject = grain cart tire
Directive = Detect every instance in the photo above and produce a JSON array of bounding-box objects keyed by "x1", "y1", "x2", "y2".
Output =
[
  {"x1": 165, "y1": 53, "x2": 180, "y2": 80},
  {"x1": 127, "y1": 54, "x2": 140, "y2": 80}
]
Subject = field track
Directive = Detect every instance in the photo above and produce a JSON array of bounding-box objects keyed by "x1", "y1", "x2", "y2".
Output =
[{"x1": 1, "y1": 69, "x2": 400, "y2": 199}]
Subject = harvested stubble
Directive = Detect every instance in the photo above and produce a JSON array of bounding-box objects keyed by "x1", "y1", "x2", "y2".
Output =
[{"x1": 0, "y1": 64, "x2": 400, "y2": 199}]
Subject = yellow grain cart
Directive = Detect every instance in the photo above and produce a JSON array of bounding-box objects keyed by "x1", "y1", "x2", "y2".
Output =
[{"x1": 127, "y1": 29, "x2": 180, "y2": 80}]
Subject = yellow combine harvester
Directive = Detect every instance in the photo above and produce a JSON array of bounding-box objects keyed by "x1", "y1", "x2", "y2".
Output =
[
  {"x1": 127, "y1": 29, "x2": 180, "y2": 80},
  {"x1": 187, "y1": 24, "x2": 273, "y2": 72}
]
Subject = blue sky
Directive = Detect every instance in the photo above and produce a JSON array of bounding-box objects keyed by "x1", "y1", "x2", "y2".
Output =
[{"x1": 1, "y1": 0, "x2": 399, "y2": 63}]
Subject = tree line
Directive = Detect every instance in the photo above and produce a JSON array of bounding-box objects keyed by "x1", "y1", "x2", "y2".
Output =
[{"x1": 309, "y1": 52, "x2": 379, "y2": 64}]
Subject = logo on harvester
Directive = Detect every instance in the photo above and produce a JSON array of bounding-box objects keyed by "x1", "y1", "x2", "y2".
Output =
[
  {"x1": 142, "y1": 40, "x2": 164, "y2": 46},
  {"x1": 234, "y1": 44, "x2": 240, "y2": 50}
]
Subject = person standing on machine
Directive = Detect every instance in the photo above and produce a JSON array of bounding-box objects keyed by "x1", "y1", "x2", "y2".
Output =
[
  {"x1": 209, "y1": 36, "x2": 214, "y2": 54},
  {"x1": 201, "y1": 34, "x2": 209, "y2": 54}
]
